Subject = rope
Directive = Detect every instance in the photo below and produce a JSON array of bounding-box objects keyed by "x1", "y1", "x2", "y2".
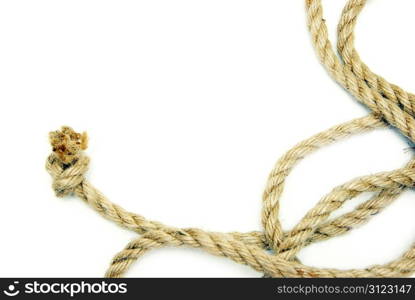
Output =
[{"x1": 46, "y1": 0, "x2": 415, "y2": 277}]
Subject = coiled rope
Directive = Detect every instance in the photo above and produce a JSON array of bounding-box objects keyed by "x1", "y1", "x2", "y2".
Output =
[{"x1": 46, "y1": 0, "x2": 415, "y2": 277}]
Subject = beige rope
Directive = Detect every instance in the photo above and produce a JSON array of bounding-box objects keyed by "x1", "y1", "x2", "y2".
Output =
[{"x1": 46, "y1": 0, "x2": 415, "y2": 277}]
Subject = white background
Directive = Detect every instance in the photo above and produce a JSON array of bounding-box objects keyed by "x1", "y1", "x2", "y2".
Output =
[{"x1": 1, "y1": 0, "x2": 415, "y2": 277}]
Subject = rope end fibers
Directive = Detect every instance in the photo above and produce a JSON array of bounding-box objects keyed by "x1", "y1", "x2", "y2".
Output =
[
  {"x1": 49, "y1": 126, "x2": 88, "y2": 165},
  {"x1": 46, "y1": 0, "x2": 415, "y2": 277},
  {"x1": 47, "y1": 126, "x2": 89, "y2": 198}
]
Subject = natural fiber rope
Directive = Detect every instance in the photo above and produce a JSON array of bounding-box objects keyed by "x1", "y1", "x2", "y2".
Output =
[{"x1": 46, "y1": 0, "x2": 415, "y2": 277}]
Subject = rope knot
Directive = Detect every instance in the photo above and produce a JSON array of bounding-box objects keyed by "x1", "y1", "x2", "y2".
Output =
[{"x1": 46, "y1": 126, "x2": 90, "y2": 197}]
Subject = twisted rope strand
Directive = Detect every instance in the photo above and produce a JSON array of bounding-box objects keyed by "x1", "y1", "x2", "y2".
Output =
[
  {"x1": 306, "y1": 0, "x2": 415, "y2": 141},
  {"x1": 337, "y1": 0, "x2": 415, "y2": 118},
  {"x1": 46, "y1": 1, "x2": 415, "y2": 277}
]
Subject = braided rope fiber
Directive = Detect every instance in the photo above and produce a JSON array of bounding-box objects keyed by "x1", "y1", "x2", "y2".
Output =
[{"x1": 47, "y1": 0, "x2": 415, "y2": 277}]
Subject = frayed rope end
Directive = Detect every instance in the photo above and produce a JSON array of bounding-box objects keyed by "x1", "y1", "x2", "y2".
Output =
[{"x1": 49, "y1": 126, "x2": 88, "y2": 164}]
